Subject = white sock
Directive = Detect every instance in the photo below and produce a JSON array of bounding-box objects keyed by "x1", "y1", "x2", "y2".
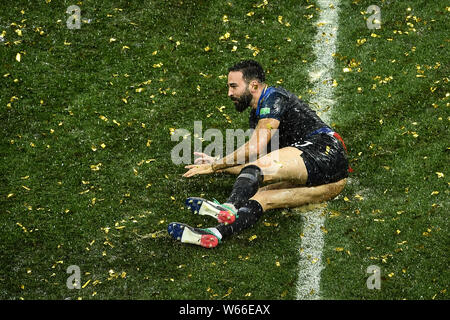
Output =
[
  {"x1": 222, "y1": 202, "x2": 237, "y2": 213},
  {"x1": 206, "y1": 227, "x2": 222, "y2": 240}
]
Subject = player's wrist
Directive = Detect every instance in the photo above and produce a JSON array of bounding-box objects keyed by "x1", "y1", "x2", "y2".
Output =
[{"x1": 211, "y1": 156, "x2": 223, "y2": 172}]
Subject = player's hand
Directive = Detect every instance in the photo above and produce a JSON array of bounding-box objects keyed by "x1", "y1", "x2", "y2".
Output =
[
  {"x1": 183, "y1": 163, "x2": 213, "y2": 178},
  {"x1": 193, "y1": 152, "x2": 215, "y2": 164}
]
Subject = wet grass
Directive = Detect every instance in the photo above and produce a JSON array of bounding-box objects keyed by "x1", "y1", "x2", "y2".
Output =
[
  {"x1": 321, "y1": 0, "x2": 449, "y2": 299},
  {"x1": 1, "y1": 0, "x2": 315, "y2": 300},
  {"x1": 0, "y1": 0, "x2": 448, "y2": 300}
]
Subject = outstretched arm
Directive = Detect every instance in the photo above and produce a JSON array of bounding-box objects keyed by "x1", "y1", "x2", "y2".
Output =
[
  {"x1": 182, "y1": 118, "x2": 280, "y2": 178},
  {"x1": 211, "y1": 118, "x2": 280, "y2": 171}
]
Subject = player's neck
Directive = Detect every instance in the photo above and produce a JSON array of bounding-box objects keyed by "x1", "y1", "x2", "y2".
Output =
[{"x1": 251, "y1": 84, "x2": 268, "y2": 109}]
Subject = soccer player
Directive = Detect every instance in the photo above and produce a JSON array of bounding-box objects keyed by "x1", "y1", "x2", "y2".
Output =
[{"x1": 168, "y1": 60, "x2": 350, "y2": 248}]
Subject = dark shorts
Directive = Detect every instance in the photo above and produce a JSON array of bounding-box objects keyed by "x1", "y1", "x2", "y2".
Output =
[{"x1": 290, "y1": 133, "x2": 349, "y2": 186}]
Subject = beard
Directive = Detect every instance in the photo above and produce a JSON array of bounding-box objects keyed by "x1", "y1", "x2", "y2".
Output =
[{"x1": 232, "y1": 89, "x2": 252, "y2": 112}]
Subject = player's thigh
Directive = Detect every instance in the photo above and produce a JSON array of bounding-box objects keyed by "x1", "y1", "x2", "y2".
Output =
[
  {"x1": 252, "y1": 178, "x2": 347, "y2": 211},
  {"x1": 250, "y1": 147, "x2": 308, "y2": 184}
]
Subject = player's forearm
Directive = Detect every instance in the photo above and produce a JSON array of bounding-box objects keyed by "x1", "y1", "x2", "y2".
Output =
[
  {"x1": 211, "y1": 140, "x2": 258, "y2": 171},
  {"x1": 215, "y1": 164, "x2": 245, "y2": 175}
]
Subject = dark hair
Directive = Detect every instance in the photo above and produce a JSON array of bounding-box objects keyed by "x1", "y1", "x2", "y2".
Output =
[{"x1": 228, "y1": 60, "x2": 265, "y2": 83}]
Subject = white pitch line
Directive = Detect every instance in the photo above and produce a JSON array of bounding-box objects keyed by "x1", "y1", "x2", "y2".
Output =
[{"x1": 296, "y1": 0, "x2": 341, "y2": 300}]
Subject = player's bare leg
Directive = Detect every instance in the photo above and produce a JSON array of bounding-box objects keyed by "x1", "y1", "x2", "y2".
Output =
[
  {"x1": 216, "y1": 147, "x2": 307, "y2": 183},
  {"x1": 249, "y1": 147, "x2": 309, "y2": 184},
  {"x1": 250, "y1": 178, "x2": 347, "y2": 211}
]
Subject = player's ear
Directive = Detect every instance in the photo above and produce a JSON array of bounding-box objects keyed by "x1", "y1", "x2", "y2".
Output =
[{"x1": 250, "y1": 80, "x2": 258, "y2": 91}]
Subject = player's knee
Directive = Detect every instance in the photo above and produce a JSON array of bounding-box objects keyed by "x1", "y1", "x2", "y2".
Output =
[
  {"x1": 238, "y1": 164, "x2": 264, "y2": 186},
  {"x1": 326, "y1": 178, "x2": 347, "y2": 198}
]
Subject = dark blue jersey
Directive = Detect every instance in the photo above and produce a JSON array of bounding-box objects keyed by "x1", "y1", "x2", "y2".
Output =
[{"x1": 249, "y1": 86, "x2": 330, "y2": 149}]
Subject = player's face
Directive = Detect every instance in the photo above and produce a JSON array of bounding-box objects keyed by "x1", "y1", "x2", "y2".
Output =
[{"x1": 227, "y1": 71, "x2": 252, "y2": 112}]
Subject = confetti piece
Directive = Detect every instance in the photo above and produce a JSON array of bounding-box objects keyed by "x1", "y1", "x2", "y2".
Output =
[
  {"x1": 435, "y1": 172, "x2": 444, "y2": 178},
  {"x1": 90, "y1": 163, "x2": 102, "y2": 171},
  {"x1": 219, "y1": 32, "x2": 230, "y2": 41},
  {"x1": 343, "y1": 67, "x2": 352, "y2": 73},
  {"x1": 82, "y1": 279, "x2": 91, "y2": 289},
  {"x1": 16, "y1": 53, "x2": 21, "y2": 62}
]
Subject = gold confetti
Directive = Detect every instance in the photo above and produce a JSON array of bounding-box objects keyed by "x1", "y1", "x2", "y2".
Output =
[
  {"x1": 90, "y1": 163, "x2": 102, "y2": 171},
  {"x1": 82, "y1": 279, "x2": 91, "y2": 289},
  {"x1": 357, "y1": 38, "x2": 367, "y2": 46},
  {"x1": 15, "y1": 53, "x2": 21, "y2": 62},
  {"x1": 219, "y1": 32, "x2": 230, "y2": 41},
  {"x1": 435, "y1": 172, "x2": 444, "y2": 178},
  {"x1": 354, "y1": 194, "x2": 364, "y2": 201}
]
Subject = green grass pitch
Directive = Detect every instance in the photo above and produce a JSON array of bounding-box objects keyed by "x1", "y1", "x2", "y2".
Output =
[{"x1": 0, "y1": 0, "x2": 448, "y2": 300}]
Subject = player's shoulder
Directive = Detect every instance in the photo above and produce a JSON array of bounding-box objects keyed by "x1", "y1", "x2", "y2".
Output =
[
  {"x1": 260, "y1": 86, "x2": 286, "y2": 104},
  {"x1": 265, "y1": 86, "x2": 298, "y2": 103}
]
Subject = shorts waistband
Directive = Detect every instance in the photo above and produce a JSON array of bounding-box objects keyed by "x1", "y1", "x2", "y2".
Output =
[
  {"x1": 306, "y1": 126, "x2": 334, "y2": 138},
  {"x1": 306, "y1": 127, "x2": 353, "y2": 173}
]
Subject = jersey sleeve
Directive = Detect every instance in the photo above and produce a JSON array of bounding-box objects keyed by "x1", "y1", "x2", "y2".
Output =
[{"x1": 258, "y1": 91, "x2": 285, "y2": 121}]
